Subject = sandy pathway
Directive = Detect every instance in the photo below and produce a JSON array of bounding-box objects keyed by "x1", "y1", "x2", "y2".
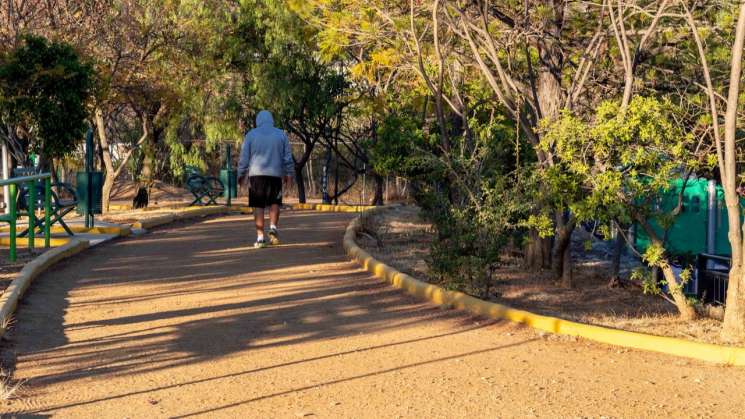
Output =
[{"x1": 2, "y1": 211, "x2": 745, "y2": 418}]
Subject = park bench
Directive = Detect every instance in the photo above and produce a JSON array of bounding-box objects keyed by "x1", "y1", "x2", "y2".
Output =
[
  {"x1": 12, "y1": 168, "x2": 78, "y2": 237},
  {"x1": 184, "y1": 165, "x2": 225, "y2": 206}
]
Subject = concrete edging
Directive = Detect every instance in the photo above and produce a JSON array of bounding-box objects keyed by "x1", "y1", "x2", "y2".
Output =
[
  {"x1": 0, "y1": 206, "x2": 225, "y2": 340},
  {"x1": 292, "y1": 203, "x2": 374, "y2": 213},
  {"x1": 132, "y1": 206, "x2": 230, "y2": 230},
  {"x1": 343, "y1": 206, "x2": 745, "y2": 366},
  {"x1": 0, "y1": 239, "x2": 90, "y2": 338}
]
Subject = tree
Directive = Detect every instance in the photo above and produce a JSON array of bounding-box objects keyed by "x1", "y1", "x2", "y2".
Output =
[
  {"x1": 684, "y1": 0, "x2": 745, "y2": 341},
  {"x1": 0, "y1": 35, "x2": 93, "y2": 164},
  {"x1": 545, "y1": 96, "x2": 703, "y2": 319}
]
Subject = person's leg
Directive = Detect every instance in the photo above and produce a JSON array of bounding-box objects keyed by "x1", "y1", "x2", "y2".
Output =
[
  {"x1": 254, "y1": 207, "x2": 265, "y2": 239},
  {"x1": 269, "y1": 204, "x2": 280, "y2": 228},
  {"x1": 267, "y1": 176, "x2": 283, "y2": 245},
  {"x1": 249, "y1": 176, "x2": 268, "y2": 247}
]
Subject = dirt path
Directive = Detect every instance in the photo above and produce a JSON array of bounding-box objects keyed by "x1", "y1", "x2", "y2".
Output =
[{"x1": 2, "y1": 211, "x2": 745, "y2": 418}]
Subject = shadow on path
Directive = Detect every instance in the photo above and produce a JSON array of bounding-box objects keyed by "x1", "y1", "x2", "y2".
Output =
[{"x1": 2, "y1": 211, "x2": 497, "y2": 415}]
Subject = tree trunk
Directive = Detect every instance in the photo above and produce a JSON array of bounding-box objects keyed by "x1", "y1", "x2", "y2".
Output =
[
  {"x1": 608, "y1": 223, "x2": 624, "y2": 287},
  {"x1": 524, "y1": 230, "x2": 551, "y2": 271},
  {"x1": 308, "y1": 157, "x2": 316, "y2": 196},
  {"x1": 660, "y1": 263, "x2": 697, "y2": 320},
  {"x1": 295, "y1": 163, "x2": 306, "y2": 203},
  {"x1": 372, "y1": 172, "x2": 384, "y2": 206},
  {"x1": 721, "y1": 3, "x2": 745, "y2": 343},
  {"x1": 638, "y1": 218, "x2": 697, "y2": 320},
  {"x1": 723, "y1": 266, "x2": 745, "y2": 341},
  {"x1": 133, "y1": 130, "x2": 154, "y2": 209},
  {"x1": 95, "y1": 107, "x2": 116, "y2": 213},
  {"x1": 560, "y1": 240, "x2": 573, "y2": 288},
  {"x1": 552, "y1": 216, "x2": 575, "y2": 287}
]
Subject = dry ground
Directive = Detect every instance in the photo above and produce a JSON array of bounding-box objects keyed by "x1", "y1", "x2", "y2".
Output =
[
  {"x1": 359, "y1": 206, "x2": 729, "y2": 345},
  {"x1": 0, "y1": 211, "x2": 744, "y2": 418}
]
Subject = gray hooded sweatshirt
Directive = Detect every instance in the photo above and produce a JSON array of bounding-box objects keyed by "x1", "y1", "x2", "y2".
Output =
[{"x1": 238, "y1": 110, "x2": 295, "y2": 178}]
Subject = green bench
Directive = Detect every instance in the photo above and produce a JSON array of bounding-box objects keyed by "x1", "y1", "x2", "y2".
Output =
[
  {"x1": 184, "y1": 166, "x2": 225, "y2": 206},
  {"x1": 12, "y1": 168, "x2": 78, "y2": 237}
]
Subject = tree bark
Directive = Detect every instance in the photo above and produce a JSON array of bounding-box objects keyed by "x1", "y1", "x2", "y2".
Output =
[
  {"x1": 552, "y1": 215, "x2": 576, "y2": 287},
  {"x1": 660, "y1": 263, "x2": 697, "y2": 321},
  {"x1": 608, "y1": 223, "x2": 624, "y2": 287},
  {"x1": 133, "y1": 117, "x2": 154, "y2": 209},
  {"x1": 524, "y1": 230, "x2": 551, "y2": 271},
  {"x1": 560, "y1": 239, "x2": 573, "y2": 288},
  {"x1": 638, "y1": 218, "x2": 697, "y2": 320},
  {"x1": 295, "y1": 163, "x2": 306, "y2": 203},
  {"x1": 372, "y1": 172, "x2": 384, "y2": 206},
  {"x1": 721, "y1": 2, "x2": 745, "y2": 343}
]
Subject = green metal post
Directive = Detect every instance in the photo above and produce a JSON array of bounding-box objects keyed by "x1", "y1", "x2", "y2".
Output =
[
  {"x1": 8, "y1": 184, "x2": 17, "y2": 262},
  {"x1": 28, "y1": 181, "x2": 36, "y2": 252},
  {"x1": 85, "y1": 128, "x2": 94, "y2": 228},
  {"x1": 226, "y1": 143, "x2": 232, "y2": 207},
  {"x1": 44, "y1": 178, "x2": 51, "y2": 248}
]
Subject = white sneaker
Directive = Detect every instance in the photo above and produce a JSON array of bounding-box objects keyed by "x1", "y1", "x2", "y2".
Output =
[
  {"x1": 268, "y1": 227, "x2": 280, "y2": 245},
  {"x1": 254, "y1": 238, "x2": 268, "y2": 248}
]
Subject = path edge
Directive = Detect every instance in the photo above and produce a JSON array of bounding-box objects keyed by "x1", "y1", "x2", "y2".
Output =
[
  {"x1": 0, "y1": 205, "x2": 230, "y2": 340},
  {"x1": 132, "y1": 205, "x2": 231, "y2": 229},
  {"x1": 342, "y1": 206, "x2": 745, "y2": 366},
  {"x1": 0, "y1": 239, "x2": 90, "y2": 339}
]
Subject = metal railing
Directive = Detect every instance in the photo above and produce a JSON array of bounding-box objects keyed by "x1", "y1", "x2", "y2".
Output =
[{"x1": 0, "y1": 173, "x2": 52, "y2": 262}]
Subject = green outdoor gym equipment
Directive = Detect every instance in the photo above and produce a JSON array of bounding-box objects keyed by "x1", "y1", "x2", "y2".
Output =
[{"x1": 0, "y1": 173, "x2": 53, "y2": 262}]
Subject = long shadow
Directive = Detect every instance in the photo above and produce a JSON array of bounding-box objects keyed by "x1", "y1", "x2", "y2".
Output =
[
  {"x1": 3, "y1": 210, "x2": 500, "y2": 411},
  {"x1": 173, "y1": 339, "x2": 536, "y2": 418},
  {"x1": 27, "y1": 323, "x2": 502, "y2": 414}
]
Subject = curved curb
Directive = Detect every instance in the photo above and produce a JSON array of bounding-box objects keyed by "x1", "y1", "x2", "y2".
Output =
[
  {"x1": 292, "y1": 203, "x2": 375, "y2": 213},
  {"x1": 0, "y1": 239, "x2": 90, "y2": 338},
  {"x1": 0, "y1": 206, "x2": 225, "y2": 340},
  {"x1": 132, "y1": 206, "x2": 230, "y2": 230},
  {"x1": 343, "y1": 207, "x2": 745, "y2": 366}
]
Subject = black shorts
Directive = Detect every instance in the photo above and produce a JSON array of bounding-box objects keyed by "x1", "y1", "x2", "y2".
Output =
[{"x1": 249, "y1": 176, "x2": 283, "y2": 208}]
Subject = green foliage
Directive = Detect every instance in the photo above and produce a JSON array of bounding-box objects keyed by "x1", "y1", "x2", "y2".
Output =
[
  {"x1": 0, "y1": 35, "x2": 93, "y2": 160},
  {"x1": 423, "y1": 176, "x2": 521, "y2": 298},
  {"x1": 544, "y1": 96, "x2": 695, "y2": 228},
  {"x1": 409, "y1": 104, "x2": 530, "y2": 297},
  {"x1": 542, "y1": 95, "x2": 701, "y2": 308}
]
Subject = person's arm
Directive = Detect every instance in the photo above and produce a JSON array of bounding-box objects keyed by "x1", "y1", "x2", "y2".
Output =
[
  {"x1": 282, "y1": 132, "x2": 295, "y2": 184},
  {"x1": 237, "y1": 135, "x2": 251, "y2": 183}
]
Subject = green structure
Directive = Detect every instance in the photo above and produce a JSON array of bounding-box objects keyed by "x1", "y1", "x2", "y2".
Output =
[
  {"x1": 635, "y1": 178, "x2": 731, "y2": 256},
  {"x1": 0, "y1": 173, "x2": 53, "y2": 262},
  {"x1": 76, "y1": 129, "x2": 103, "y2": 228}
]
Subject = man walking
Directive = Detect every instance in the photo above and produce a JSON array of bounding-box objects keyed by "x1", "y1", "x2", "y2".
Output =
[{"x1": 238, "y1": 110, "x2": 294, "y2": 248}]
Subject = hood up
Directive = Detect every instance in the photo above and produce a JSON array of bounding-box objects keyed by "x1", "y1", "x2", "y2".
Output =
[{"x1": 256, "y1": 110, "x2": 275, "y2": 128}]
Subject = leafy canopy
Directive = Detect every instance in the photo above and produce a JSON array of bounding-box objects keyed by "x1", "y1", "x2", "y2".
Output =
[{"x1": 0, "y1": 35, "x2": 94, "y2": 159}]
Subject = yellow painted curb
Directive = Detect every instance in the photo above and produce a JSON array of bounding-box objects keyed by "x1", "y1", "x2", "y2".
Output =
[
  {"x1": 0, "y1": 239, "x2": 90, "y2": 338},
  {"x1": 344, "y1": 207, "x2": 745, "y2": 366},
  {"x1": 291, "y1": 203, "x2": 375, "y2": 213},
  {"x1": 132, "y1": 206, "x2": 230, "y2": 230},
  {"x1": 108, "y1": 204, "x2": 132, "y2": 211},
  {"x1": 0, "y1": 236, "x2": 72, "y2": 248},
  {"x1": 0, "y1": 225, "x2": 131, "y2": 236}
]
